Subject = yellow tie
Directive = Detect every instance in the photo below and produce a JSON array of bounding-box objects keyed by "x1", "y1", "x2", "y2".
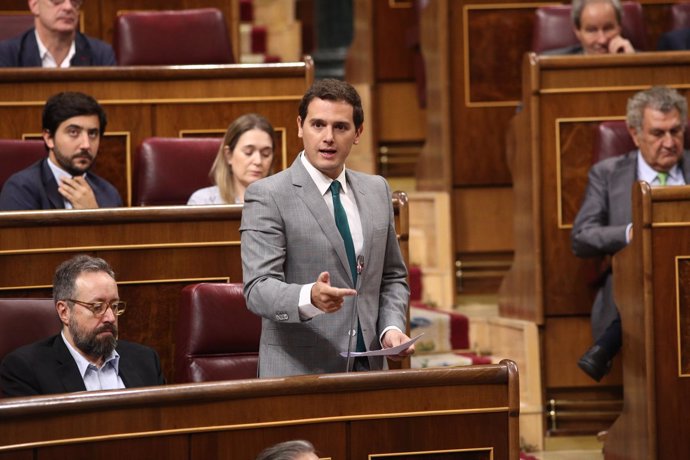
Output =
[{"x1": 657, "y1": 172, "x2": 668, "y2": 186}]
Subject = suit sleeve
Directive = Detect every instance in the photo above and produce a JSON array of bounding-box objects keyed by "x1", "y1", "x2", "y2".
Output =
[
  {"x1": 0, "y1": 351, "x2": 42, "y2": 397},
  {"x1": 571, "y1": 162, "x2": 629, "y2": 258},
  {"x1": 241, "y1": 182, "x2": 303, "y2": 322},
  {"x1": 0, "y1": 176, "x2": 41, "y2": 210},
  {"x1": 375, "y1": 178, "x2": 410, "y2": 336}
]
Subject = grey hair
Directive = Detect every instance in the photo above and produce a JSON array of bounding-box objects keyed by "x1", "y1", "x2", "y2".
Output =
[
  {"x1": 256, "y1": 440, "x2": 315, "y2": 460},
  {"x1": 571, "y1": 0, "x2": 622, "y2": 29},
  {"x1": 626, "y1": 86, "x2": 688, "y2": 132},
  {"x1": 53, "y1": 255, "x2": 115, "y2": 303}
]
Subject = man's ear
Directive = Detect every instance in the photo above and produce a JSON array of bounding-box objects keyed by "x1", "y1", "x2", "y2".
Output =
[
  {"x1": 28, "y1": 0, "x2": 40, "y2": 16},
  {"x1": 42, "y1": 130, "x2": 54, "y2": 151},
  {"x1": 297, "y1": 116, "x2": 304, "y2": 139},
  {"x1": 56, "y1": 300, "x2": 70, "y2": 327},
  {"x1": 353, "y1": 124, "x2": 364, "y2": 145},
  {"x1": 628, "y1": 126, "x2": 641, "y2": 148}
]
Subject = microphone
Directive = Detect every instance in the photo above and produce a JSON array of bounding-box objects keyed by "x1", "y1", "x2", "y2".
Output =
[{"x1": 345, "y1": 255, "x2": 364, "y2": 372}]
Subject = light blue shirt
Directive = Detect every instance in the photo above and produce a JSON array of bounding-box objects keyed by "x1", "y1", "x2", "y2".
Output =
[{"x1": 61, "y1": 331, "x2": 125, "y2": 391}]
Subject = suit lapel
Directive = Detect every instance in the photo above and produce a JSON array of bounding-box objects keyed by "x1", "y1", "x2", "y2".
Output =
[
  {"x1": 290, "y1": 159, "x2": 355, "y2": 285},
  {"x1": 40, "y1": 159, "x2": 66, "y2": 209},
  {"x1": 53, "y1": 336, "x2": 87, "y2": 393},
  {"x1": 680, "y1": 150, "x2": 690, "y2": 184}
]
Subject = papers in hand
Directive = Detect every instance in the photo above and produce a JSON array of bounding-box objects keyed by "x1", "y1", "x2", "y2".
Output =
[{"x1": 339, "y1": 333, "x2": 424, "y2": 357}]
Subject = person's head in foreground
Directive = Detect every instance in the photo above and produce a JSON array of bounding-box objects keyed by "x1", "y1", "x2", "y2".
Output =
[{"x1": 256, "y1": 440, "x2": 318, "y2": 460}]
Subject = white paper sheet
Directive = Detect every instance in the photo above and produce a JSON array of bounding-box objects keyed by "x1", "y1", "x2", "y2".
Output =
[{"x1": 339, "y1": 333, "x2": 424, "y2": 357}]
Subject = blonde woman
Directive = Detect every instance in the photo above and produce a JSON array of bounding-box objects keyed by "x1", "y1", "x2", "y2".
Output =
[{"x1": 187, "y1": 113, "x2": 275, "y2": 204}]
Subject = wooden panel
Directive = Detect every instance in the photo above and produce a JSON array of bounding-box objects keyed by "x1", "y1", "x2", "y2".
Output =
[
  {"x1": 374, "y1": 0, "x2": 417, "y2": 81},
  {"x1": 453, "y1": 187, "x2": 514, "y2": 252},
  {"x1": 543, "y1": 317, "x2": 622, "y2": 389},
  {"x1": 377, "y1": 82, "x2": 427, "y2": 142},
  {"x1": 0, "y1": 61, "x2": 313, "y2": 206},
  {"x1": 0, "y1": 363, "x2": 520, "y2": 460},
  {"x1": 607, "y1": 184, "x2": 690, "y2": 460}
]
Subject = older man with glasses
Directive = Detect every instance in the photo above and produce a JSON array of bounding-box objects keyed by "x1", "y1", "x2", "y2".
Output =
[
  {"x1": 0, "y1": 255, "x2": 165, "y2": 397},
  {"x1": 0, "y1": 0, "x2": 116, "y2": 67}
]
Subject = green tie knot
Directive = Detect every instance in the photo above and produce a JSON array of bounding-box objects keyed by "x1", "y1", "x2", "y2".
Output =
[{"x1": 657, "y1": 172, "x2": 668, "y2": 186}]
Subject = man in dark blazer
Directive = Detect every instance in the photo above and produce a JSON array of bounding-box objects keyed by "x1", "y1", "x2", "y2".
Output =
[
  {"x1": 572, "y1": 86, "x2": 690, "y2": 381},
  {"x1": 0, "y1": 0, "x2": 115, "y2": 67},
  {"x1": 0, "y1": 255, "x2": 165, "y2": 397},
  {"x1": 0, "y1": 91, "x2": 122, "y2": 210},
  {"x1": 241, "y1": 79, "x2": 413, "y2": 377},
  {"x1": 658, "y1": 28, "x2": 690, "y2": 51}
]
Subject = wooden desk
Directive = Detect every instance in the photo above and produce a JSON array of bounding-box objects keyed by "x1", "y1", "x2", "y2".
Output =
[
  {"x1": 607, "y1": 183, "x2": 690, "y2": 460},
  {"x1": 0, "y1": 361, "x2": 519, "y2": 460},
  {"x1": 0, "y1": 193, "x2": 408, "y2": 383},
  {"x1": 499, "y1": 51, "x2": 690, "y2": 432},
  {"x1": 0, "y1": 60, "x2": 314, "y2": 205}
]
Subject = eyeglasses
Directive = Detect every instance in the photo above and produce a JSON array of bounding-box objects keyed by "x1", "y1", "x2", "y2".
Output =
[
  {"x1": 66, "y1": 299, "x2": 126, "y2": 317},
  {"x1": 48, "y1": 0, "x2": 83, "y2": 8}
]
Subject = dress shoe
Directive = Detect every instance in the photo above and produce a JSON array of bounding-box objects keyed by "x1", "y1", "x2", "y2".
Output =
[{"x1": 578, "y1": 345, "x2": 612, "y2": 382}]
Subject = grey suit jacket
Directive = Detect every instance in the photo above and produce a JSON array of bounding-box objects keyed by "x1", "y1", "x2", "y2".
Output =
[
  {"x1": 571, "y1": 150, "x2": 690, "y2": 339},
  {"x1": 240, "y1": 157, "x2": 409, "y2": 377}
]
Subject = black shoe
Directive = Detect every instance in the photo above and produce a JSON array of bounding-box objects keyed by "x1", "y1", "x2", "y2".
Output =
[{"x1": 578, "y1": 345, "x2": 612, "y2": 382}]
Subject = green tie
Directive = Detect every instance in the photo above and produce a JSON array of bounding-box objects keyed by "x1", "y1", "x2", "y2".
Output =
[
  {"x1": 657, "y1": 172, "x2": 668, "y2": 186},
  {"x1": 329, "y1": 180, "x2": 365, "y2": 353}
]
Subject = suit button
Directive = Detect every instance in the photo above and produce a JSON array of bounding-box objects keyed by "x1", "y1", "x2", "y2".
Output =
[
  {"x1": 349, "y1": 329, "x2": 357, "y2": 337},
  {"x1": 275, "y1": 312, "x2": 289, "y2": 321}
]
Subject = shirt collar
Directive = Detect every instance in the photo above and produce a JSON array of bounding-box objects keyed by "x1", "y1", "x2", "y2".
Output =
[
  {"x1": 299, "y1": 151, "x2": 349, "y2": 196},
  {"x1": 61, "y1": 331, "x2": 120, "y2": 376},
  {"x1": 636, "y1": 150, "x2": 683, "y2": 184},
  {"x1": 35, "y1": 29, "x2": 76, "y2": 68}
]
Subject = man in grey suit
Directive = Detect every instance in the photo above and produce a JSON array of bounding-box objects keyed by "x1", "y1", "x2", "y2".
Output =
[
  {"x1": 572, "y1": 86, "x2": 689, "y2": 381},
  {"x1": 241, "y1": 79, "x2": 413, "y2": 377}
]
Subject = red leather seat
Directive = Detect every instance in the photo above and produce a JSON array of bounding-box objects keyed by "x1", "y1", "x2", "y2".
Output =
[
  {"x1": 670, "y1": 3, "x2": 690, "y2": 31},
  {"x1": 532, "y1": 2, "x2": 647, "y2": 53},
  {"x1": 114, "y1": 8, "x2": 234, "y2": 66},
  {"x1": 0, "y1": 139, "x2": 46, "y2": 192},
  {"x1": 133, "y1": 137, "x2": 221, "y2": 206},
  {"x1": 175, "y1": 283, "x2": 261, "y2": 383},
  {"x1": 593, "y1": 119, "x2": 690, "y2": 163},
  {"x1": 0, "y1": 298, "x2": 61, "y2": 397},
  {"x1": 0, "y1": 13, "x2": 34, "y2": 41}
]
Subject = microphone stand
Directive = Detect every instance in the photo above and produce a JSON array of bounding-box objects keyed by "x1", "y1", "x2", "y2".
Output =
[{"x1": 345, "y1": 254, "x2": 364, "y2": 372}]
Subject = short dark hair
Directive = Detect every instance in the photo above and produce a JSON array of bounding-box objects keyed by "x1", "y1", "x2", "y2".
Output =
[
  {"x1": 42, "y1": 92, "x2": 108, "y2": 137},
  {"x1": 298, "y1": 79, "x2": 364, "y2": 130},
  {"x1": 256, "y1": 440, "x2": 315, "y2": 460},
  {"x1": 53, "y1": 255, "x2": 115, "y2": 304},
  {"x1": 571, "y1": 0, "x2": 622, "y2": 30}
]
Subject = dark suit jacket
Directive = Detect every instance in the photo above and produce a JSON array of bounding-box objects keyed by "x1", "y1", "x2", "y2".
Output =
[
  {"x1": 0, "y1": 28, "x2": 116, "y2": 67},
  {"x1": 0, "y1": 335, "x2": 166, "y2": 397},
  {"x1": 571, "y1": 150, "x2": 690, "y2": 339},
  {"x1": 657, "y1": 27, "x2": 690, "y2": 51},
  {"x1": 0, "y1": 158, "x2": 122, "y2": 210}
]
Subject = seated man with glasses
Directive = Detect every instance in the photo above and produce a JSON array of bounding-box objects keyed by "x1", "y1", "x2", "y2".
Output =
[
  {"x1": 0, "y1": 255, "x2": 165, "y2": 397},
  {"x1": 0, "y1": 0, "x2": 116, "y2": 67}
]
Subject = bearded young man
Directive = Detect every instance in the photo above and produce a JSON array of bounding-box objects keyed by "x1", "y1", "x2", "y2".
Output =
[
  {"x1": 0, "y1": 255, "x2": 165, "y2": 397},
  {"x1": 0, "y1": 91, "x2": 122, "y2": 210}
]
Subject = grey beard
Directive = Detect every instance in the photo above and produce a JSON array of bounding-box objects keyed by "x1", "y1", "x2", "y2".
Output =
[{"x1": 69, "y1": 317, "x2": 118, "y2": 360}]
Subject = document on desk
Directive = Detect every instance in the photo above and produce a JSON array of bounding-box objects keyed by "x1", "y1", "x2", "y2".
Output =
[{"x1": 339, "y1": 333, "x2": 424, "y2": 357}]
